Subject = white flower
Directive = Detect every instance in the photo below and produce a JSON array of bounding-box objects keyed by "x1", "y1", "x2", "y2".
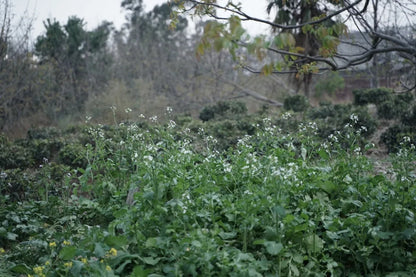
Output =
[
  {"x1": 223, "y1": 163, "x2": 232, "y2": 173},
  {"x1": 143, "y1": 155, "x2": 153, "y2": 161},
  {"x1": 350, "y1": 113, "x2": 358, "y2": 123},
  {"x1": 168, "y1": 120, "x2": 176, "y2": 129},
  {"x1": 125, "y1": 108, "x2": 132, "y2": 113},
  {"x1": 149, "y1": 116, "x2": 158, "y2": 122},
  {"x1": 281, "y1": 112, "x2": 292, "y2": 120}
]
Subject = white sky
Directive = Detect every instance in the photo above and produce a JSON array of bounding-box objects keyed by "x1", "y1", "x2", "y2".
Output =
[{"x1": 12, "y1": 0, "x2": 271, "y2": 40}]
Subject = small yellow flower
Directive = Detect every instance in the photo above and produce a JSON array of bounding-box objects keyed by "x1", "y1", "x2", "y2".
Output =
[
  {"x1": 0, "y1": 247, "x2": 5, "y2": 254},
  {"x1": 45, "y1": 261, "x2": 51, "y2": 266},
  {"x1": 63, "y1": 240, "x2": 71, "y2": 246},
  {"x1": 64, "y1": 262, "x2": 73, "y2": 268},
  {"x1": 49, "y1": 241, "x2": 56, "y2": 248},
  {"x1": 106, "y1": 265, "x2": 112, "y2": 271},
  {"x1": 33, "y1": 266, "x2": 44, "y2": 274},
  {"x1": 108, "y1": 248, "x2": 117, "y2": 257},
  {"x1": 81, "y1": 257, "x2": 88, "y2": 264},
  {"x1": 100, "y1": 259, "x2": 104, "y2": 263}
]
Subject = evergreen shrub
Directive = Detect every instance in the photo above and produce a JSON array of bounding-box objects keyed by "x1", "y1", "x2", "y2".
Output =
[{"x1": 283, "y1": 95, "x2": 309, "y2": 112}]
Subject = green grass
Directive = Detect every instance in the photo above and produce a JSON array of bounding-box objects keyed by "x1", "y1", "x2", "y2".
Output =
[{"x1": 0, "y1": 111, "x2": 415, "y2": 276}]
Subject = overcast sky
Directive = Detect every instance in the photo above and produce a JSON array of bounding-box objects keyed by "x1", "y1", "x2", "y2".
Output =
[{"x1": 12, "y1": 0, "x2": 271, "y2": 40}]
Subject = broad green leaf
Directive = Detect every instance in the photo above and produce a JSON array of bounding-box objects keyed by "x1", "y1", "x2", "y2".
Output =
[
  {"x1": 253, "y1": 239, "x2": 266, "y2": 245},
  {"x1": 115, "y1": 259, "x2": 132, "y2": 274},
  {"x1": 289, "y1": 263, "x2": 300, "y2": 276},
  {"x1": 59, "y1": 246, "x2": 77, "y2": 260},
  {"x1": 9, "y1": 264, "x2": 31, "y2": 274},
  {"x1": 305, "y1": 234, "x2": 324, "y2": 253},
  {"x1": 318, "y1": 181, "x2": 337, "y2": 194},
  {"x1": 264, "y1": 241, "x2": 283, "y2": 255},
  {"x1": 219, "y1": 231, "x2": 236, "y2": 239},
  {"x1": 93, "y1": 243, "x2": 106, "y2": 257},
  {"x1": 104, "y1": 235, "x2": 128, "y2": 247},
  {"x1": 145, "y1": 237, "x2": 158, "y2": 248},
  {"x1": 191, "y1": 240, "x2": 202, "y2": 247},
  {"x1": 131, "y1": 265, "x2": 150, "y2": 277},
  {"x1": 140, "y1": 256, "x2": 160, "y2": 265},
  {"x1": 70, "y1": 260, "x2": 84, "y2": 276},
  {"x1": 6, "y1": 232, "x2": 18, "y2": 241}
]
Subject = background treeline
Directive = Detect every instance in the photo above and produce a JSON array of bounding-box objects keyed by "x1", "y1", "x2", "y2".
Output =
[{"x1": 1, "y1": 1, "x2": 287, "y2": 137}]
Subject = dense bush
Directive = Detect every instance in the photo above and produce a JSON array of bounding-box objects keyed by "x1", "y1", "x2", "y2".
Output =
[
  {"x1": 381, "y1": 125, "x2": 416, "y2": 152},
  {"x1": 0, "y1": 136, "x2": 33, "y2": 169},
  {"x1": 59, "y1": 144, "x2": 88, "y2": 168},
  {"x1": 353, "y1": 87, "x2": 393, "y2": 105},
  {"x1": 309, "y1": 103, "x2": 377, "y2": 140},
  {"x1": 283, "y1": 95, "x2": 309, "y2": 112},
  {"x1": 401, "y1": 105, "x2": 416, "y2": 127},
  {"x1": 199, "y1": 101, "x2": 248, "y2": 121},
  {"x1": 376, "y1": 91, "x2": 414, "y2": 120}
]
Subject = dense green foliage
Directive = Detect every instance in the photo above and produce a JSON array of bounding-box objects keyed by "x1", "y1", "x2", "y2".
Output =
[{"x1": 1, "y1": 104, "x2": 416, "y2": 276}]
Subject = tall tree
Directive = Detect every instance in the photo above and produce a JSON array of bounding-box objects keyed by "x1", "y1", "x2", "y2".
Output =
[
  {"x1": 174, "y1": 0, "x2": 416, "y2": 96},
  {"x1": 35, "y1": 17, "x2": 112, "y2": 114}
]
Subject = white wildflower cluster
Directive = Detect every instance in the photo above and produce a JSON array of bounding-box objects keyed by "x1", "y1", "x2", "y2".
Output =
[
  {"x1": 350, "y1": 113, "x2": 359, "y2": 124},
  {"x1": 204, "y1": 135, "x2": 218, "y2": 145},
  {"x1": 281, "y1": 112, "x2": 292, "y2": 120},
  {"x1": 180, "y1": 148, "x2": 193, "y2": 155},
  {"x1": 166, "y1": 106, "x2": 173, "y2": 115},
  {"x1": 125, "y1": 108, "x2": 132, "y2": 114},
  {"x1": 198, "y1": 128, "x2": 204, "y2": 136},
  {"x1": 223, "y1": 162, "x2": 232, "y2": 173},
  {"x1": 328, "y1": 131, "x2": 340, "y2": 144},
  {"x1": 85, "y1": 115, "x2": 92, "y2": 123},
  {"x1": 298, "y1": 121, "x2": 318, "y2": 135},
  {"x1": 263, "y1": 117, "x2": 271, "y2": 125},
  {"x1": 87, "y1": 125, "x2": 104, "y2": 139},
  {"x1": 139, "y1": 114, "x2": 145, "y2": 119},
  {"x1": 131, "y1": 132, "x2": 144, "y2": 142},
  {"x1": 398, "y1": 136, "x2": 416, "y2": 153},
  {"x1": 355, "y1": 125, "x2": 368, "y2": 135},
  {"x1": 180, "y1": 191, "x2": 192, "y2": 213},
  {"x1": 237, "y1": 135, "x2": 252, "y2": 148},
  {"x1": 143, "y1": 155, "x2": 153, "y2": 162},
  {"x1": 344, "y1": 123, "x2": 352, "y2": 130},
  {"x1": 149, "y1": 116, "x2": 158, "y2": 123},
  {"x1": 353, "y1": 147, "x2": 361, "y2": 155},
  {"x1": 243, "y1": 190, "x2": 253, "y2": 195},
  {"x1": 167, "y1": 120, "x2": 176, "y2": 129},
  {"x1": 270, "y1": 162, "x2": 299, "y2": 184},
  {"x1": 127, "y1": 123, "x2": 139, "y2": 133}
]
